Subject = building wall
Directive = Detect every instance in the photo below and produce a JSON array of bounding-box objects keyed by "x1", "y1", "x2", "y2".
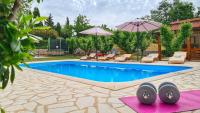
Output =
[{"x1": 191, "y1": 31, "x2": 200, "y2": 48}]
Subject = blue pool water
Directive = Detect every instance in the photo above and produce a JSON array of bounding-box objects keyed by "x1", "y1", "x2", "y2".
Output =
[{"x1": 23, "y1": 61, "x2": 191, "y2": 82}]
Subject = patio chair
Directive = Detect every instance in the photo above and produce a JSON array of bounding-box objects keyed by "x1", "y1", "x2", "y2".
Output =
[
  {"x1": 80, "y1": 56, "x2": 88, "y2": 60},
  {"x1": 115, "y1": 54, "x2": 132, "y2": 62},
  {"x1": 98, "y1": 54, "x2": 115, "y2": 61},
  {"x1": 141, "y1": 53, "x2": 159, "y2": 63},
  {"x1": 88, "y1": 53, "x2": 96, "y2": 59},
  {"x1": 168, "y1": 51, "x2": 187, "y2": 64},
  {"x1": 80, "y1": 53, "x2": 96, "y2": 60}
]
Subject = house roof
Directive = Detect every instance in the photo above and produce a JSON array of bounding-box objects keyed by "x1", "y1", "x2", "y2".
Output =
[{"x1": 171, "y1": 18, "x2": 200, "y2": 30}]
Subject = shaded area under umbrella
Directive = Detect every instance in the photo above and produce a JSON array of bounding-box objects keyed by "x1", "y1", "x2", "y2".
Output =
[
  {"x1": 80, "y1": 27, "x2": 113, "y2": 60},
  {"x1": 116, "y1": 19, "x2": 162, "y2": 61}
]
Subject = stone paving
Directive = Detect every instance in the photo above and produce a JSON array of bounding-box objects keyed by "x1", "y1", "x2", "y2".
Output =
[{"x1": 0, "y1": 61, "x2": 200, "y2": 113}]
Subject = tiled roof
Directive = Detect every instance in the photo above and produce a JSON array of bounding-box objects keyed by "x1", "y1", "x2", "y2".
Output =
[{"x1": 171, "y1": 18, "x2": 200, "y2": 30}]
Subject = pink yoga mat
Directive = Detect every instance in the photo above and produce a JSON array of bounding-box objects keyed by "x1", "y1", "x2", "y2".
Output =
[{"x1": 120, "y1": 90, "x2": 200, "y2": 113}]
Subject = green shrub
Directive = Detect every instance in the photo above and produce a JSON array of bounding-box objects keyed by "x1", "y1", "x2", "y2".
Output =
[
  {"x1": 91, "y1": 36, "x2": 99, "y2": 52},
  {"x1": 113, "y1": 31, "x2": 136, "y2": 53},
  {"x1": 99, "y1": 36, "x2": 114, "y2": 54},
  {"x1": 66, "y1": 38, "x2": 78, "y2": 54},
  {"x1": 173, "y1": 23, "x2": 192, "y2": 51},
  {"x1": 139, "y1": 32, "x2": 152, "y2": 57},
  {"x1": 66, "y1": 36, "x2": 114, "y2": 55},
  {"x1": 78, "y1": 37, "x2": 93, "y2": 55},
  {"x1": 113, "y1": 31, "x2": 151, "y2": 57},
  {"x1": 160, "y1": 23, "x2": 192, "y2": 57},
  {"x1": 160, "y1": 25, "x2": 174, "y2": 56}
]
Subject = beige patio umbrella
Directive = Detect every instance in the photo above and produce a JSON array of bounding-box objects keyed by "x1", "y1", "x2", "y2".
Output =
[{"x1": 80, "y1": 27, "x2": 113, "y2": 60}]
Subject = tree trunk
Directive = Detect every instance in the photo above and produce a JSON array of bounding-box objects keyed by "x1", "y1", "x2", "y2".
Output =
[
  {"x1": 141, "y1": 50, "x2": 144, "y2": 59},
  {"x1": 8, "y1": 0, "x2": 21, "y2": 21}
]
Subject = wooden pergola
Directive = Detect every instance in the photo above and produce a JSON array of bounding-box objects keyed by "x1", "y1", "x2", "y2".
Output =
[
  {"x1": 171, "y1": 18, "x2": 200, "y2": 60},
  {"x1": 156, "y1": 18, "x2": 200, "y2": 61}
]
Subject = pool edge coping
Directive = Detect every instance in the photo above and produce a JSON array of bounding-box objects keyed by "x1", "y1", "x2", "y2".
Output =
[{"x1": 22, "y1": 60, "x2": 199, "y2": 90}]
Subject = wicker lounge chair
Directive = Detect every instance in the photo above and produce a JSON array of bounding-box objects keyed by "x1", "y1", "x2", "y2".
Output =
[
  {"x1": 115, "y1": 54, "x2": 132, "y2": 62},
  {"x1": 98, "y1": 54, "x2": 115, "y2": 61},
  {"x1": 80, "y1": 53, "x2": 96, "y2": 60},
  {"x1": 141, "y1": 53, "x2": 159, "y2": 63},
  {"x1": 80, "y1": 56, "x2": 88, "y2": 60},
  {"x1": 168, "y1": 51, "x2": 187, "y2": 64}
]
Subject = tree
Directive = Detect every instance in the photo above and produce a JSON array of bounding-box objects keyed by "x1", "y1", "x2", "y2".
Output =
[
  {"x1": 61, "y1": 17, "x2": 73, "y2": 38},
  {"x1": 33, "y1": 7, "x2": 43, "y2": 26},
  {"x1": 99, "y1": 36, "x2": 114, "y2": 54},
  {"x1": 160, "y1": 23, "x2": 192, "y2": 56},
  {"x1": 55, "y1": 22, "x2": 62, "y2": 36},
  {"x1": 113, "y1": 31, "x2": 136, "y2": 53},
  {"x1": 160, "y1": 25, "x2": 174, "y2": 56},
  {"x1": 101, "y1": 24, "x2": 111, "y2": 31},
  {"x1": 138, "y1": 33, "x2": 152, "y2": 57},
  {"x1": 173, "y1": 23, "x2": 192, "y2": 51},
  {"x1": 169, "y1": 0, "x2": 195, "y2": 22},
  {"x1": 148, "y1": 0, "x2": 196, "y2": 24},
  {"x1": 33, "y1": 7, "x2": 40, "y2": 18},
  {"x1": 140, "y1": 15, "x2": 151, "y2": 20},
  {"x1": 78, "y1": 37, "x2": 93, "y2": 55},
  {"x1": 74, "y1": 15, "x2": 91, "y2": 37},
  {"x1": 113, "y1": 31, "x2": 151, "y2": 58},
  {"x1": 45, "y1": 13, "x2": 54, "y2": 28},
  {"x1": 195, "y1": 7, "x2": 200, "y2": 17},
  {"x1": 150, "y1": 0, "x2": 172, "y2": 24},
  {"x1": 66, "y1": 38, "x2": 78, "y2": 54}
]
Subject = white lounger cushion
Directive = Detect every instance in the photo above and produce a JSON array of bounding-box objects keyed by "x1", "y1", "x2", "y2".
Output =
[
  {"x1": 168, "y1": 51, "x2": 187, "y2": 64},
  {"x1": 115, "y1": 57, "x2": 126, "y2": 62},
  {"x1": 141, "y1": 53, "x2": 159, "y2": 63}
]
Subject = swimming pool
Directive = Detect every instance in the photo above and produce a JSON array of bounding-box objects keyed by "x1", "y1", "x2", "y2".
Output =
[{"x1": 24, "y1": 61, "x2": 191, "y2": 82}]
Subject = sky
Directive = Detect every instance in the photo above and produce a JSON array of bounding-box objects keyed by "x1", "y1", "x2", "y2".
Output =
[{"x1": 32, "y1": 0, "x2": 200, "y2": 28}]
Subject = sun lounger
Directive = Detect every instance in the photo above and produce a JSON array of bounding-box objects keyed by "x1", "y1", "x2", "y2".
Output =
[
  {"x1": 124, "y1": 54, "x2": 132, "y2": 60},
  {"x1": 141, "y1": 53, "x2": 159, "y2": 63},
  {"x1": 168, "y1": 51, "x2": 187, "y2": 64},
  {"x1": 80, "y1": 53, "x2": 96, "y2": 60},
  {"x1": 80, "y1": 56, "x2": 88, "y2": 60},
  {"x1": 115, "y1": 54, "x2": 132, "y2": 62},
  {"x1": 98, "y1": 54, "x2": 115, "y2": 61},
  {"x1": 88, "y1": 53, "x2": 96, "y2": 59}
]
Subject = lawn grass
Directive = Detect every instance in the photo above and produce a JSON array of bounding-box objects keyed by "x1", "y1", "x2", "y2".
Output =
[{"x1": 30, "y1": 55, "x2": 81, "y2": 62}]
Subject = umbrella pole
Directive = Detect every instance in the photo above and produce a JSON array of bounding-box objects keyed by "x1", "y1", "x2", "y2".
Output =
[
  {"x1": 137, "y1": 36, "x2": 139, "y2": 61},
  {"x1": 95, "y1": 35, "x2": 98, "y2": 61},
  {"x1": 136, "y1": 27, "x2": 139, "y2": 61}
]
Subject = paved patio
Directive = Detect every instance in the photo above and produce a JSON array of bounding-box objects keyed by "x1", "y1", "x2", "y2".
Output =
[{"x1": 0, "y1": 61, "x2": 200, "y2": 113}]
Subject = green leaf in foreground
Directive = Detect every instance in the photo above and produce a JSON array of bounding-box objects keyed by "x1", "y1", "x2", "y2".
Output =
[
  {"x1": 1, "y1": 108, "x2": 5, "y2": 113},
  {"x1": 14, "y1": 65, "x2": 23, "y2": 71},
  {"x1": 2, "y1": 67, "x2": 10, "y2": 89},
  {"x1": 10, "y1": 65, "x2": 15, "y2": 84},
  {"x1": 33, "y1": 16, "x2": 48, "y2": 24}
]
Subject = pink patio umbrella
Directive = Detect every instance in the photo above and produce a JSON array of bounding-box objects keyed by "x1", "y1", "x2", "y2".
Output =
[
  {"x1": 80, "y1": 27, "x2": 113, "y2": 60},
  {"x1": 116, "y1": 19, "x2": 162, "y2": 61}
]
